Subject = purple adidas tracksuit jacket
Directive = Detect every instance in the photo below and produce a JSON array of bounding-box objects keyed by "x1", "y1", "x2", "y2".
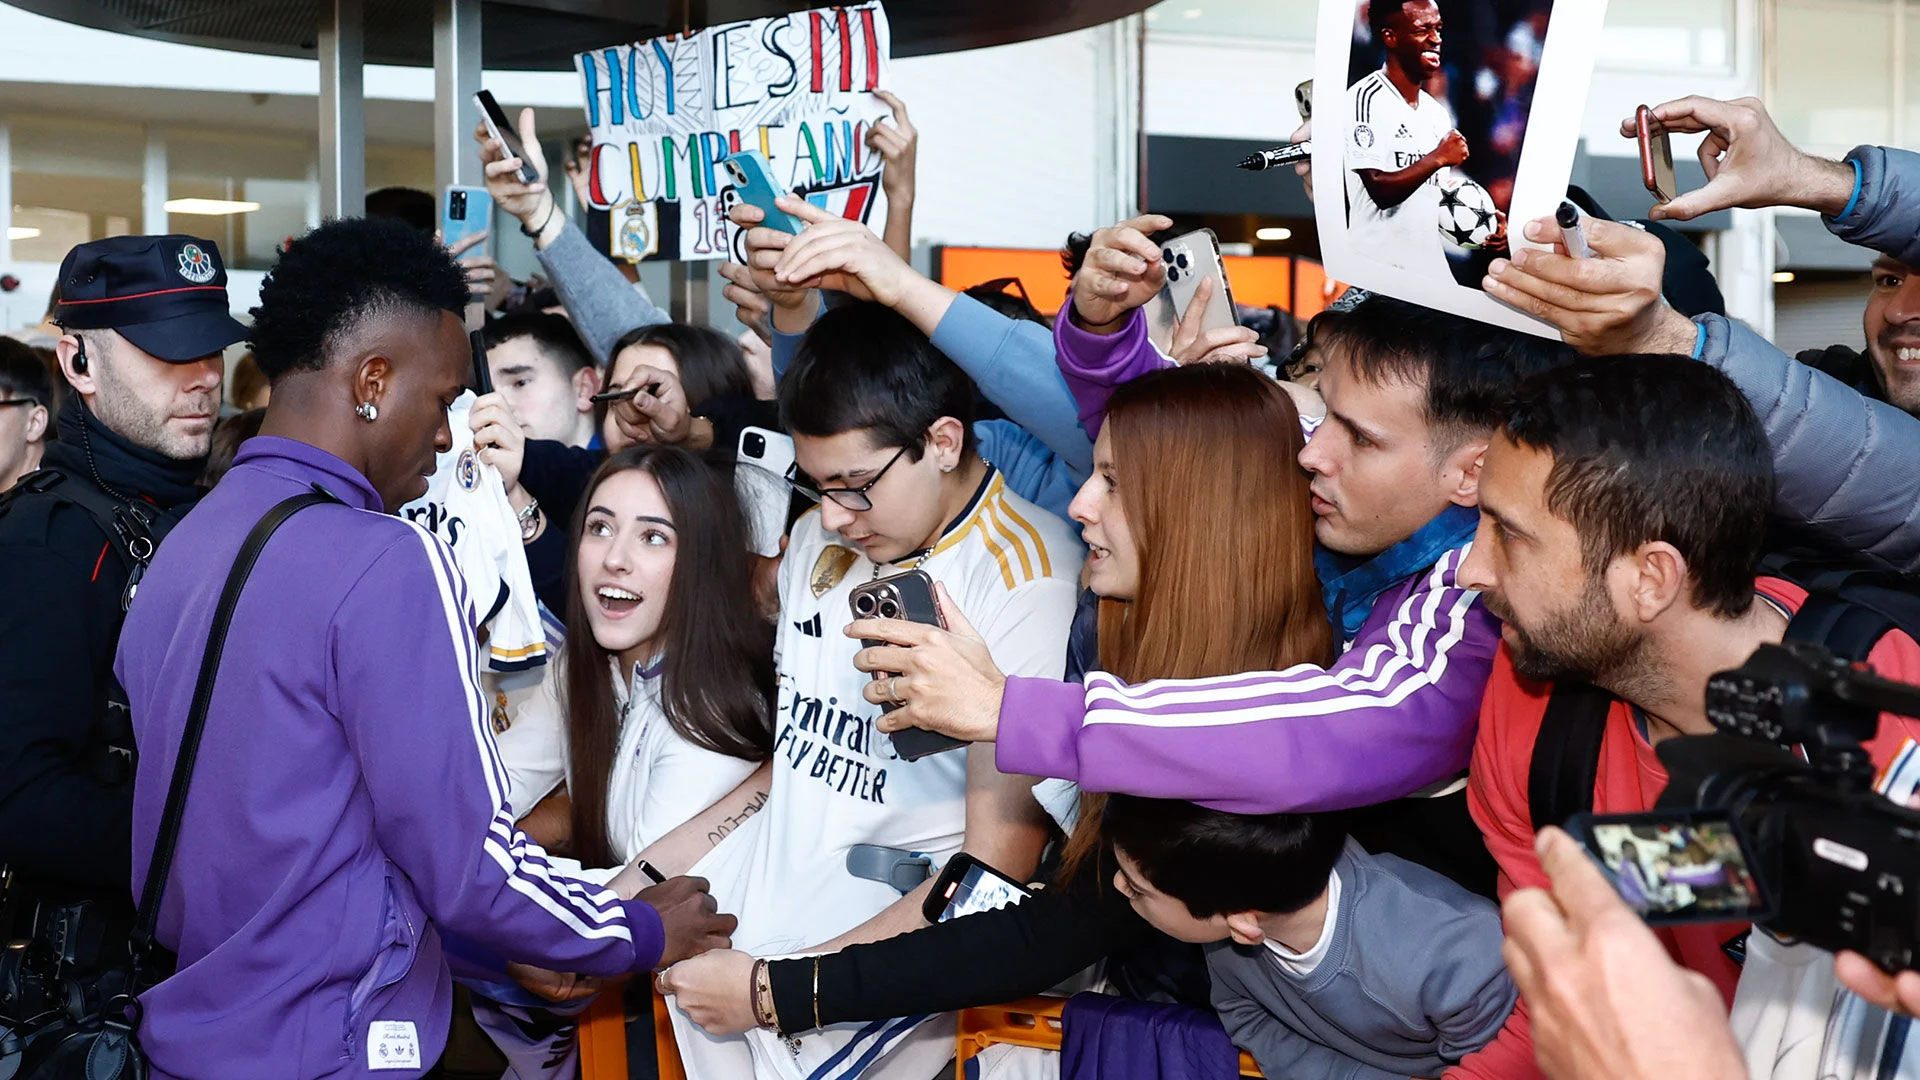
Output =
[{"x1": 115, "y1": 438, "x2": 661, "y2": 1079}]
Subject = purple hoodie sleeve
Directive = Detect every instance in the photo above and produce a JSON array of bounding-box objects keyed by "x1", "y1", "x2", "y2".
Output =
[
  {"x1": 332, "y1": 527, "x2": 663, "y2": 978},
  {"x1": 997, "y1": 545, "x2": 1499, "y2": 815},
  {"x1": 1052, "y1": 308, "x2": 1173, "y2": 440}
]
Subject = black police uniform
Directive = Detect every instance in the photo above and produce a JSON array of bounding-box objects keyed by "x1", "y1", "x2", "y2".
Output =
[{"x1": 0, "y1": 235, "x2": 245, "y2": 989}]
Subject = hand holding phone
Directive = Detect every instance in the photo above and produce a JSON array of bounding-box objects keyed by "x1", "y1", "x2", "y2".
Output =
[
  {"x1": 723, "y1": 151, "x2": 804, "y2": 234},
  {"x1": 476, "y1": 90, "x2": 540, "y2": 184},
  {"x1": 849, "y1": 571, "x2": 970, "y2": 760},
  {"x1": 1636, "y1": 105, "x2": 1677, "y2": 205}
]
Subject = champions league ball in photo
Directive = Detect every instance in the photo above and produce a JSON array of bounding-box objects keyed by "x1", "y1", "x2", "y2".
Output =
[{"x1": 1436, "y1": 178, "x2": 1500, "y2": 249}]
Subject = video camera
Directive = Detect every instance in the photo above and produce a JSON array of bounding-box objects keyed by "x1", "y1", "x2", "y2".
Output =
[{"x1": 1669, "y1": 642, "x2": 1920, "y2": 971}]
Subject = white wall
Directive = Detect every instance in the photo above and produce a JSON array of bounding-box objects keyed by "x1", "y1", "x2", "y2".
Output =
[{"x1": 883, "y1": 29, "x2": 1107, "y2": 248}]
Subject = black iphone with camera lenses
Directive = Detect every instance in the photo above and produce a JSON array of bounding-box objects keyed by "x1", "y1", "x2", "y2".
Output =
[{"x1": 849, "y1": 570, "x2": 970, "y2": 760}]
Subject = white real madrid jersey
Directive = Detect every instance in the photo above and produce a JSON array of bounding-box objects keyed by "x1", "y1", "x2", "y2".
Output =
[
  {"x1": 1344, "y1": 70, "x2": 1458, "y2": 271},
  {"x1": 672, "y1": 468, "x2": 1080, "y2": 1080},
  {"x1": 400, "y1": 391, "x2": 547, "y2": 672}
]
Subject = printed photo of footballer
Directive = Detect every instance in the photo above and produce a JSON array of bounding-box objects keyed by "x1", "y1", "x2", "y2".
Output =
[{"x1": 1343, "y1": 0, "x2": 1552, "y2": 288}]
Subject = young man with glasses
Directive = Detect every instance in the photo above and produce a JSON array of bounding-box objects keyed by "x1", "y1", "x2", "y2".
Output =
[
  {"x1": 0, "y1": 338, "x2": 54, "y2": 491},
  {"x1": 661, "y1": 299, "x2": 1081, "y2": 1080}
]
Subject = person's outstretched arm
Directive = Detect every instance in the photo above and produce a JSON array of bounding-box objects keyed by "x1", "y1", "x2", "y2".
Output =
[
  {"x1": 1482, "y1": 204, "x2": 1920, "y2": 575},
  {"x1": 660, "y1": 861, "x2": 1152, "y2": 1035},
  {"x1": 858, "y1": 547, "x2": 1498, "y2": 815},
  {"x1": 476, "y1": 107, "x2": 667, "y2": 365},
  {"x1": 1053, "y1": 216, "x2": 1266, "y2": 438},
  {"x1": 740, "y1": 197, "x2": 1092, "y2": 476}
]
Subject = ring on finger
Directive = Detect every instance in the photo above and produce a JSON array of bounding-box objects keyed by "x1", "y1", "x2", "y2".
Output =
[
  {"x1": 887, "y1": 675, "x2": 904, "y2": 703},
  {"x1": 654, "y1": 971, "x2": 672, "y2": 995}
]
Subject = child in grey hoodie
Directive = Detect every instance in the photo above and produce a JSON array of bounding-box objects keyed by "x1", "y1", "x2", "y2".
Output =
[{"x1": 1102, "y1": 796, "x2": 1517, "y2": 1080}]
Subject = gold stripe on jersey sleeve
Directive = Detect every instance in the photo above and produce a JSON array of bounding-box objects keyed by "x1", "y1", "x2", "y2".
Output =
[
  {"x1": 489, "y1": 641, "x2": 548, "y2": 660},
  {"x1": 991, "y1": 493, "x2": 1054, "y2": 579},
  {"x1": 981, "y1": 496, "x2": 1036, "y2": 583},
  {"x1": 928, "y1": 472, "x2": 1004, "y2": 561},
  {"x1": 970, "y1": 518, "x2": 1018, "y2": 590}
]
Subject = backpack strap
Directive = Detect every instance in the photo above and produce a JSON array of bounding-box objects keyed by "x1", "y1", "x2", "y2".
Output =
[
  {"x1": 0, "y1": 468, "x2": 162, "y2": 612},
  {"x1": 1527, "y1": 680, "x2": 1616, "y2": 832},
  {"x1": 128, "y1": 484, "x2": 340, "y2": 986}
]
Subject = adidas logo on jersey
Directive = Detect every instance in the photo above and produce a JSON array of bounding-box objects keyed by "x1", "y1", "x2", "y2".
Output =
[
  {"x1": 1395, "y1": 123, "x2": 1411, "y2": 138},
  {"x1": 793, "y1": 613, "x2": 822, "y2": 638}
]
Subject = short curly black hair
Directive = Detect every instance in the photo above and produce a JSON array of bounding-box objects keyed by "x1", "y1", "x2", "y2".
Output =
[{"x1": 248, "y1": 216, "x2": 469, "y2": 379}]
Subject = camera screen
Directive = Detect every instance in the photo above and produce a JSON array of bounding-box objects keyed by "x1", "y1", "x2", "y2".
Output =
[
  {"x1": 937, "y1": 861, "x2": 1028, "y2": 923},
  {"x1": 1590, "y1": 816, "x2": 1763, "y2": 920}
]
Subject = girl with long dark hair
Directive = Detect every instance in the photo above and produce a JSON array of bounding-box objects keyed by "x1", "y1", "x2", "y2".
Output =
[{"x1": 560, "y1": 444, "x2": 775, "y2": 868}]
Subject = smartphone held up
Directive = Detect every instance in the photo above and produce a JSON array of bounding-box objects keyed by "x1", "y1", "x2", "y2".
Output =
[{"x1": 850, "y1": 570, "x2": 970, "y2": 761}]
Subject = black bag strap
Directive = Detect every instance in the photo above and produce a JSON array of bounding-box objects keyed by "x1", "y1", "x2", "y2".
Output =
[
  {"x1": 1527, "y1": 680, "x2": 1615, "y2": 832},
  {"x1": 128, "y1": 485, "x2": 339, "y2": 969},
  {"x1": 0, "y1": 468, "x2": 162, "y2": 611}
]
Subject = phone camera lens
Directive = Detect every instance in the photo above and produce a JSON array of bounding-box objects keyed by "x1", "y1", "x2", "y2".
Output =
[
  {"x1": 1176, "y1": 252, "x2": 1190, "y2": 269},
  {"x1": 879, "y1": 599, "x2": 900, "y2": 619},
  {"x1": 743, "y1": 433, "x2": 765, "y2": 456},
  {"x1": 1167, "y1": 267, "x2": 1181, "y2": 282},
  {"x1": 449, "y1": 192, "x2": 465, "y2": 218},
  {"x1": 1161, "y1": 247, "x2": 1173, "y2": 263},
  {"x1": 854, "y1": 593, "x2": 876, "y2": 616}
]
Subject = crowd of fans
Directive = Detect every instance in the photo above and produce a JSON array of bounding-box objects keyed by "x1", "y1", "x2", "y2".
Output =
[{"x1": 7, "y1": 78, "x2": 1920, "y2": 1080}]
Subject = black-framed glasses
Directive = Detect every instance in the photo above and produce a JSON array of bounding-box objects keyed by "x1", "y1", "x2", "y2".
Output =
[{"x1": 788, "y1": 445, "x2": 910, "y2": 512}]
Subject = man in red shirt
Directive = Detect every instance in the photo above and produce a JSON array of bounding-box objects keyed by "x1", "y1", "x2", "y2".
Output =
[{"x1": 1453, "y1": 355, "x2": 1920, "y2": 1078}]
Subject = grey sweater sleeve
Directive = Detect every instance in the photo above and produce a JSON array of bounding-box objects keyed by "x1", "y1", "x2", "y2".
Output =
[
  {"x1": 1211, "y1": 977, "x2": 1405, "y2": 1080},
  {"x1": 1698, "y1": 313, "x2": 1920, "y2": 573},
  {"x1": 532, "y1": 219, "x2": 670, "y2": 366}
]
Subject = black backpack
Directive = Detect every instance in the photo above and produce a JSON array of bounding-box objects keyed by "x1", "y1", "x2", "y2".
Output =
[{"x1": 1527, "y1": 552, "x2": 1920, "y2": 832}]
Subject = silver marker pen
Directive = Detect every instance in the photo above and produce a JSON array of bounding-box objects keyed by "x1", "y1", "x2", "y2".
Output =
[{"x1": 1556, "y1": 200, "x2": 1593, "y2": 259}]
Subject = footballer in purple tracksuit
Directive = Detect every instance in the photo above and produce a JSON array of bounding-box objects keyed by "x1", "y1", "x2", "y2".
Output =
[
  {"x1": 113, "y1": 217, "x2": 672, "y2": 1079},
  {"x1": 116, "y1": 436, "x2": 662, "y2": 1077}
]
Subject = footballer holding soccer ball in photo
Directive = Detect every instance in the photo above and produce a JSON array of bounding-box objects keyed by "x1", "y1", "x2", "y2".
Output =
[{"x1": 1345, "y1": 0, "x2": 1510, "y2": 275}]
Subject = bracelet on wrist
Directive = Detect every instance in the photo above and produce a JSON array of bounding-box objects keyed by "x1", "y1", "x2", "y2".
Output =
[
  {"x1": 519, "y1": 199, "x2": 559, "y2": 240},
  {"x1": 750, "y1": 958, "x2": 778, "y2": 1030}
]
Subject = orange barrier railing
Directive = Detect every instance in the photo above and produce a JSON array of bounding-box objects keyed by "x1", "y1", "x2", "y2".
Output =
[{"x1": 577, "y1": 984, "x2": 689, "y2": 1080}]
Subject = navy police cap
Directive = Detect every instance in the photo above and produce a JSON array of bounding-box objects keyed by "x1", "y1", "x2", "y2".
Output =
[{"x1": 54, "y1": 234, "x2": 248, "y2": 362}]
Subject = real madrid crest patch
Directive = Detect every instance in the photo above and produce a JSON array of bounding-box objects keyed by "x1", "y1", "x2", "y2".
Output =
[
  {"x1": 810, "y1": 545, "x2": 858, "y2": 598},
  {"x1": 455, "y1": 448, "x2": 480, "y2": 491},
  {"x1": 491, "y1": 690, "x2": 511, "y2": 735}
]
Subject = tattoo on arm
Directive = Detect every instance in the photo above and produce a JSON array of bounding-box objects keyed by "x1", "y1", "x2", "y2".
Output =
[{"x1": 705, "y1": 788, "x2": 769, "y2": 847}]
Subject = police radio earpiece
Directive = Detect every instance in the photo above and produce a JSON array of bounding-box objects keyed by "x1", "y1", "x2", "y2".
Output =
[{"x1": 71, "y1": 336, "x2": 87, "y2": 375}]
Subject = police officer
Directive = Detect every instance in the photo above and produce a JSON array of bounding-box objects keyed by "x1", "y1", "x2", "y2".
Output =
[{"x1": 0, "y1": 235, "x2": 242, "y2": 1001}]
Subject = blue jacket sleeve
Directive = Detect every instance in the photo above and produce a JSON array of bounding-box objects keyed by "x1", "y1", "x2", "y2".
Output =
[
  {"x1": 1831, "y1": 146, "x2": 1920, "y2": 268},
  {"x1": 333, "y1": 528, "x2": 663, "y2": 977},
  {"x1": 1696, "y1": 313, "x2": 1920, "y2": 573},
  {"x1": 974, "y1": 419, "x2": 1082, "y2": 522},
  {"x1": 930, "y1": 295, "x2": 1094, "y2": 476}
]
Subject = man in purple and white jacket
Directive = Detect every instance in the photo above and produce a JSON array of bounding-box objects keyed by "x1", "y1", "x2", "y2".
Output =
[
  {"x1": 115, "y1": 218, "x2": 732, "y2": 1079},
  {"x1": 855, "y1": 217, "x2": 1568, "y2": 858}
]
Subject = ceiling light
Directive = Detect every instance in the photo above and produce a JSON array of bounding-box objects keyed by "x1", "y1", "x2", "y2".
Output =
[
  {"x1": 1256, "y1": 227, "x2": 1293, "y2": 241},
  {"x1": 6, "y1": 227, "x2": 39, "y2": 240},
  {"x1": 1183, "y1": 7, "x2": 1203, "y2": 17},
  {"x1": 1771, "y1": 271, "x2": 1796, "y2": 284},
  {"x1": 163, "y1": 198, "x2": 262, "y2": 215}
]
